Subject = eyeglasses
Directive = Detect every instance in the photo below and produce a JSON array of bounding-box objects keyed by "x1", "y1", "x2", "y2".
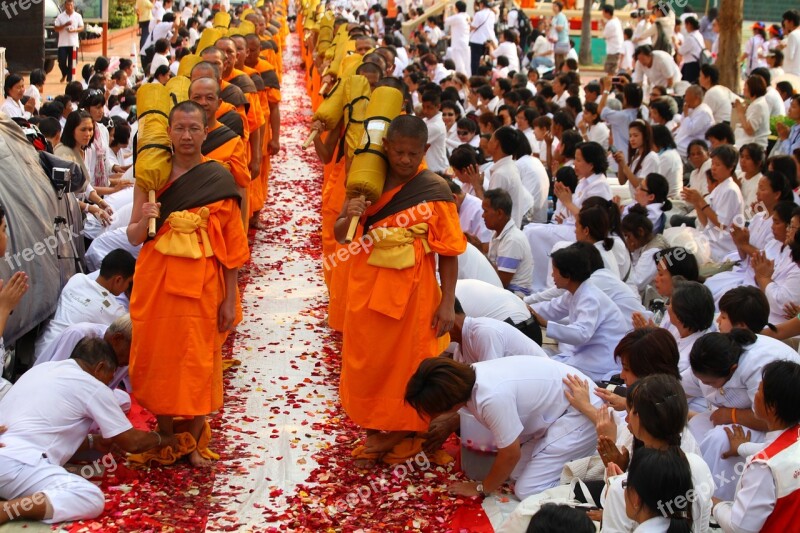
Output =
[
  {"x1": 457, "y1": 130, "x2": 470, "y2": 135},
  {"x1": 443, "y1": 112, "x2": 456, "y2": 116},
  {"x1": 639, "y1": 186, "x2": 651, "y2": 194}
]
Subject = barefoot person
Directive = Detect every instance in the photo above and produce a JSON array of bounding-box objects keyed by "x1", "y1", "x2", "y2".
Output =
[
  {"x1": 335, "y1": 115, "x2": 466, "y2": 465},
  {"x1": 127, "y1": 101, "x2": 250, "y2": 467}
]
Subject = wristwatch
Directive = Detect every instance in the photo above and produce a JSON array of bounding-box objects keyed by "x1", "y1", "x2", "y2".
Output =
[{"x1": 476, "y1": 483, "x2": 486, "y2": 498}]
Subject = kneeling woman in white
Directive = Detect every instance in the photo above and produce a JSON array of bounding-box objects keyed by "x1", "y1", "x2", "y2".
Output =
[
  {"x1": 529, "y1": 242, "x2": 628, "y2": 381},
  {"x1": 600, "y1": 375, "x2": 714, "y2": 533},
  {"x1": 682, "y1": 329, "x2": 800, "y2": 500},
  {"x1": 405, "y1": 356, "x2": 601, "y2": 500},
  {"x1": 523, "y1": 142, "x2": 613, "y2": 290},
  {"x1": 621, "y1": 204, "x2": 670, "y2": 294}
]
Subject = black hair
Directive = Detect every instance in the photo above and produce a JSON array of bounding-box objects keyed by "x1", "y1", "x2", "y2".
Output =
[
  {"x1": 626, "y1": 448, "x2": 693, "y2": 533},
  {"x1": 627, "y1": 374, "x2": 688, "y2": 446},
  {"x1": 576, "y1": 141, "x2": 609, "y2": 175},
  {"x1": 670, "y1": 280, "x2": 714, "y2": 333},
  {"x1": 3, "y1": 74, "x2": 21, "y2": 98},
  {"x1": 551, "y1": 243, "x2": 593, "y2": 283},
  {"x1": 80, "y1": 89, "x2": 105, "y2": 112},
  {"x1": 653, "y1": 247, "x2": 699, "y2": 282},
  {"x1": 762, "y1": 360, "x2": 800, "y2": 426},
  {"x1": 769, "y1": 155, "x2": 798, "y2": 189},
  {"x1": 155, "y1": 38, "x2": 171, "y2": 55},
  {"x1": 652, "y1": 124, "x2": 677, "y2": 151},
  {"x1": 761, "y1": 170, "x2": 794, "y2": 202},
  {"x1": 783, "y1": 9, "x2": 800, "y2": 27},
  {"x1": 111, "y1": 121, "x2": 131, "y2": 147},
  {"x1": 29, "y1": 68, "x2": 46, "y2": 87},
  {"x1": 554, "y1": 166, "x2": 578, "y2": 193},
  {"x1": 621, "y1": 204, "x2": 654, "y2": 247},
  {"x1": 70, "y1": 337, "x2": 119, "y2": 371},
  {"x1": 705, "y1": 123, "x2": 735, "y2": 145},
  {"x1": 643, "y1": 173, "x2": 672, "y2": 211},
  {"x1": 700, "y1": 63, "x2": 720, "y2": 85},
  {"x1": 601, "y1": 4, "x2": 614, "y2": 15},
  {"x1": 614, "y1": 327, "x2": 681, "y2": 380},
  {"x1": 404, "y1": 357, "x2": 476, "y2": 416},
  {"x1": 623, "y1": 82, "x2": 643, "y2": 109},
  {"x1": 99, "y1": 249, "x2": 136, "y2": 279},
  {"x1": 687, "y1": 139, "x2": 708, "y2": 156},
  {"x1": 718, "y1": 286, "x2": 772, "y2": 333},
  {"x1": 492, "y1": 126, "x2": 518, "y2": 156},
  {"x1": 689, "y1": 329, "x2": 757, "y2": 378},
  {"x1": 512, "y1": 129, "x2": 533, "y2": 159},
  {"x1": 739, "y1": 142, "x2": 765, "y2": 171},
  {"x1": 484, "y1": 188, "x2": 513, "y2": 217},
  {"x1": 559, "y1": 130, "x2": 582, "y2": 160},
  {"x1": 38, "y1": 117, "x2": 62, "y2": 139},
  {"x1": 525, "y1": 503, "x2": 595, "y2": 533},
  {"x1": 578, "y1": 205, "x2": 614, "y2": 251},
  {"x1": 93, "y1": 56, "x2": 110, "y2": 73},
  {"x1": 449, "y1": 144, "x2": 479, "y2": 171},
  {"x1": 710, "y1": 144, "x2": 739, "y2": 171},
  {"x1": 581, "y1": 196, "x2": 621, "y2": 237},
  {"x1": 61, "y1": 110, "x2": 94, "y2": 149},
  {"x1": 552, "y1": 111, "x2": 575, "y2": 132}
]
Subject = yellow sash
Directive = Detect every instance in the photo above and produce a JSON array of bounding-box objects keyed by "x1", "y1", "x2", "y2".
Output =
[
  {"x1": 366, "y1": 223, "x2": 431, "y2": 270},
  {"x1": 154, "y1": 208, "x2": 214, "y2": 259}
]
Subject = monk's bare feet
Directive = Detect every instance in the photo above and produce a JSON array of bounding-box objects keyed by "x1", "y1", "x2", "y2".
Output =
[
  {"x1": 364, "y1": 430, "x2": 412, "y2": 455},
  {"x1": 188, "y1": 450, "x2": 213, "y2": 468},
  {"x1": 353, "y1": 457, "x2": 379, "y2": 469}
]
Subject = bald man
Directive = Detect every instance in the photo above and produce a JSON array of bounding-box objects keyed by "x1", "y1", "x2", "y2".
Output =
[
  {"x1": 674, "y1": 84, "x2": 715, "y2": 160},
  {"x1": 189, "y1": 77, "x2": 251, "y2": 229},
  {"x1": 193, "y1": 57, "x2": 248, "y2": 142}
]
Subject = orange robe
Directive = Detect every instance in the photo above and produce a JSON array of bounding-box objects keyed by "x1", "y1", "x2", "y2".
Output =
[
  {"x1": 339, "y1": 184, "x2": 466, "y2": 432},
  {"x1": 204, "y1": 123, "x2": 251, "y2": 188},
  {"x1": 129, "y1": 171, "x2": 250, "y2": 416}
]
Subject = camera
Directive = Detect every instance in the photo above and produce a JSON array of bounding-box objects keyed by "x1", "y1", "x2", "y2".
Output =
[{"x1": 51, "y1": 167, "x2": 72, "y2": 193}]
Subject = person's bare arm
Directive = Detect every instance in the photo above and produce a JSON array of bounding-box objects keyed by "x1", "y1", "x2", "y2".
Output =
[
  {"x1": 269, "y1": 102, "x2": 280, "y2": 155},
  {"x1": 433, "y1": 255, "x2": 458, "y2": 337}
]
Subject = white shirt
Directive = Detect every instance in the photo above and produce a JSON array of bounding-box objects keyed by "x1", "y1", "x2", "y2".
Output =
[
  {"x1": 621, "y1": 39, "x2": 635, "y2": 71},
  {"x1": 470, "y1": 7, "x2": 496, "y2": 45},
  {"x1": 681, "y1": 334, "x2": 800, "y2": 409},
  {"x1": 734, "y1": 96, "x2": 770, "y2": 149},
  {"x1": 603, "y1": 452, "x2": 714, "y2": 533},
  {"x1": 488, "y1": 155, "x2": 534, "y2": 228},
  {"x1": 699, "y1": 177, "x2": 744, "y2": 262},
  {"x1": 632, "y1": 50, "x2": 682, "y2": 88},
  {"x1": 149, "y1": 52, "x2": 170, "y2": 76},
  {"x1": 489, "y1": 219, "x2": 534, "y2": 295},
  {"x1": 455, "y1": 316, "x2": 546, "y2": 364},
  {"x1": 713, "y1": 429, "x2": 786, "y2": 533},
  {"x1": 764, "y1": 244, "x2": 800, "y2": 326},
  {"x1": 603, "y1": 17, "x2": 624, "y2": 55},
  {"x1": 531, "y1": 34, "x2": 553, "y2": 61},
  {"x1": 34, "y1": 274, "x2": 127, "y2": 361},
  {"x1": 627, "y1": 151, "x2": 661, "y2": 199},
  {"x1": 627, "y1": 240, "x2": 664, "y2": 293},
  {"x1": 675, "y1": 103, "x2": 715, "y2": 159},
  {"x1": 85, "y1": 227, "x2": 142, "y2": 273},
  {"x1": 562, "y1": 173, "x2": 613, "y2": 226},
  {"x1": 515, "y1": 155, "x2": 549, "y2": 223},
  {"x1": 688, "y1": 158, "x2": 711, "y2": 196},
  {"x1": 532, "y1": 280, "x2": 628, "y2": 380},
  {"x1": 491, "y1": 41, "x2": 520, "y2": 73},
  {"x1": 784, "y1": 27, "x2": 800, "y2": 76},
  {"x1": 0, "y1": 98, "x2": 27, "y2": 119},
  {"x1": 466, "y1": 357, "x2": 601, "y2": 449},
  {"x1": 455, "y1": 279, "x2": 531, "y2": 324},
  {"x1": 764, "y1": 87, "x2": 786, "y2": 118},
  {"x1": 679, "y1": 29, "x2": 706, "y2": 63},
  {"x1": 0, "y1": 360, "x2": 132, "y2": 467},
  {"x1": 747, "y1": 210, "x2": 774, "y2": 251},
  {"x1": 703, "y1": 84, "x2": 736, "y2": 124},
  {"x1": 586, "y1": 122, "x2": 610, "y2": 151},
  {"x1": 457, "y1": 242, "x2": 502, "y2": 287},
  {"x1": 658, "y1": 148, "x2": 684, "y2": 199},
  {"x1": 738, "y1": 172, "x2": 761, "y2": 220},
  {"x1": 423, "y1": 112, "x2": 448, "y2": 172},
  {"x1": 633, "y1": 18, "x2": 652, "y2": 46},
  {"x1": 445, "y1": 12, "x2": 470, "y2": 47},
  {"x1": 55, "y1": 11, "x2": 83, "y2": 48}
]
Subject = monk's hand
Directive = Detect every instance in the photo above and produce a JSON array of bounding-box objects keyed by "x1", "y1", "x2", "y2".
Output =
[
  {"x1": 218, "y1": 296, "x2": 236, "y2": 333},
  {"x1": 432, "y1": 300, "x2": 455, "y2": 337},
  {"x1": 250, "y1": 157, "x2": 261, "y2": 179},
  {"x1": 0, "y1": 272, "x2": 29, "y2": 313},
  {"x1": 269, "y1": 137, "x2": 281, "y2": 156},
  {"x1": 142, "y1": 201, "x2": 161, "y2": 220},
  {"x1": 344, "y1": 196, "x2": 370, "y2": 219}
]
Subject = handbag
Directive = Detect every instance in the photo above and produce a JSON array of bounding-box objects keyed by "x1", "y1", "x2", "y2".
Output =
[
  {"x1": 554, "y1": 41, "x2": 570, "y2": 55},
  {"x1": 495, "y1": 478, "x2": 601, "y2": 533}
]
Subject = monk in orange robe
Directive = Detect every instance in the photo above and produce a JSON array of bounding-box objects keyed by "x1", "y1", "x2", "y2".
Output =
[
  {"x1": 334, "y1": 116, "x2": 466, "y2": 465},
  {"x1": 127, "y1": 101, "x2": 250, "y2": 468},
  {"x1": 190, "y1": 77, "x2": 251, "y2": 229}
]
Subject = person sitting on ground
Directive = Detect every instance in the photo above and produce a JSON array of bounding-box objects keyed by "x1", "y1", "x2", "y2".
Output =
[
  {"x1": 405, "y1": 356, "x2": 601, "y2": 500},
  {"x1": 620, "y1": 204, "x2": 669, "y2": 294},
  {"x1": 712, "y1": 359, "x2": 800, "y2": 532},
  {"x1": 34, "y1": 249, "x2": 135, "y2": 362},
  {"x1": 0, "y1": 338, "x2": 176, "y2": 526},
  {"x1": 482, "y1": 188, "x2": 534, "y2": 297},
  {"x1": 528, "y1": 242, "x2": 628, "y2": 381}
]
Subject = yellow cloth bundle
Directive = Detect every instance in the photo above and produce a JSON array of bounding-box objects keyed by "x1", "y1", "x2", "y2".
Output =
[
  {"x1": 345, "y1": 86, "x2": 404, "y2": 205},
  {"x1": 213, "y1": 11, "x2": 231, "y2": 29},
  {"x1": 165, "y1": 75, "x2": 190, "y2": 104},
  {"x1": 196, "y1": 27, "x2": 225, "y2": 55},
  {"x1": 228, "y1": 20, "x2": 256, "y2": 36},
  {"x1": 154, "y1": 208, "x2": 213, "y2": 259},
  {"x1": 134, "y1": 84, "x2": 172, "y2": 195},
  {"x1": 177, "y1": 54, "x2": 202, "y2": 78},
  {"x1": 342, "y1": 74, "x2": 370, "y2": 162},
  {"x1": 366, "y1": 224, "x2": 431, "y2": 269}
]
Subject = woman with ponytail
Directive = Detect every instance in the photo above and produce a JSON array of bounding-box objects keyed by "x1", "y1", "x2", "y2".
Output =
[
  {"x1": 623, "y1": 447, "x2": 695, "y2": 533},
  {"x1": 583, "y1": 196, "x2": 632, "y2": 282},
  {"x1": 600, "y1": 375, "x2": 713, "y2": 533},
  {"x1": 624, "y1": 172, "x2": 673, "y2": 234},
  {"x1": 612, "y1": 119, "x2": 660, "y2": 200},
  {"x1": 684, "y1": 328, "x2": 800, "y2": 500},
  {"x1": 576, "y1": 205, "x2": 620, "y2": 275},
  {"x1": 621, "y1": 204, "x2": 669, "y2": 293}
]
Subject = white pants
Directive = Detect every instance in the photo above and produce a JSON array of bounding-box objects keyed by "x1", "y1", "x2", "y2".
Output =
[
  {"x1": 449, "y1": 44, "x2": 471, "y2": 77},
  {"x1": 523, "y1": 223, "x2": 576, "y2": 291},
  {"x1": 688, "y1": 412, "x2": 765, "y2": 501},
  {"x1": 0, "y1": 455, "x2": 105, "y2": 524},
  {"x1": 510, "y1": 406, "x2": 597, "y2": 500}
]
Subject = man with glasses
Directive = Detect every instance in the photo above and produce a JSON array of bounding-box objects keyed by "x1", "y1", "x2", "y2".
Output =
[{"x1": 126, "y1": 101, "x2": 249, "y2": 468}]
